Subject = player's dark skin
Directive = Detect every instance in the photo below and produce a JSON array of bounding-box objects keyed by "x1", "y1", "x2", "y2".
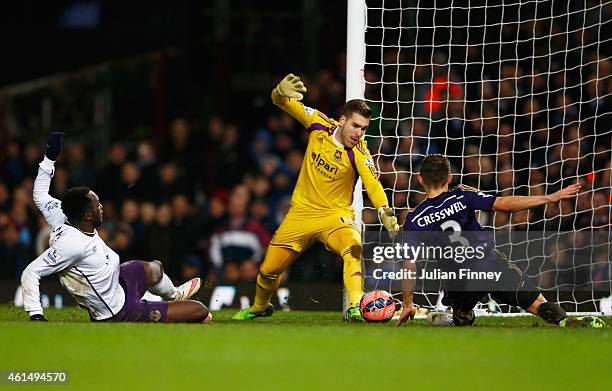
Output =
[{"x1": 71, "y1": 192, "x2": 209, "y2": 323}]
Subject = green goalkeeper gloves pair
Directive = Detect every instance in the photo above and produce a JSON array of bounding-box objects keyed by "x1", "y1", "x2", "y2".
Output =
[{"x1": 275, "y1": 73, "x2": 307, "y2": 101}]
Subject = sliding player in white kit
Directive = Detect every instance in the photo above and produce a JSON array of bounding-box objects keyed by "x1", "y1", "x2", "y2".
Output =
[{"x1": 21, "y1": 132, "x2": 210, "y2": 323}]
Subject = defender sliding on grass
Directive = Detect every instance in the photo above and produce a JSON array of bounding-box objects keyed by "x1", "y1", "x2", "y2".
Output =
[
  {"x1": 20, "y1": 132, "x2": 209, "y2": 323},
  {"x1": 396, "y1": 155, "x2": 606, "y2": 328},
  {"x1": 233, "y1": 73, "x2": 399, "y2": 322}
]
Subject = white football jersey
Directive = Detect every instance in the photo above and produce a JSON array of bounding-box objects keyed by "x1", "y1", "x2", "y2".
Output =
[{"x1": 21, "y1": 157, "x2": 125, "y2": 320}]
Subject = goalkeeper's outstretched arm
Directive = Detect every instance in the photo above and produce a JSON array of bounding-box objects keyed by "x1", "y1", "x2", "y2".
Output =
[
  {"x1": 492, "y1": 183, "x2": 581, "y2": 213},
  {"x1": 271, "y1": 73, "x2": 314, "y2": 129}
]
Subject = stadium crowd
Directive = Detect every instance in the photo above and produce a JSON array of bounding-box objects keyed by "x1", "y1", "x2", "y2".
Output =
[{"x1": 0, "y1": 45, "x2": 610, "y2": 289}]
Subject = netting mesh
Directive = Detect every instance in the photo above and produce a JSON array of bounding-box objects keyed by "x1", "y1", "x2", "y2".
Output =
[{"x1": 360, "y1": 0, "x2": 612, "y2": 312}]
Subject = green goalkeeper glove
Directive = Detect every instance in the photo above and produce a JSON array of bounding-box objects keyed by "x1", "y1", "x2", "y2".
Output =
[
  {"x1": 378, "y1": 206, "x2": 400, "y2": 237},
  {"x1": 275, "y1": 73, "x2": 307, "y2": 101}
]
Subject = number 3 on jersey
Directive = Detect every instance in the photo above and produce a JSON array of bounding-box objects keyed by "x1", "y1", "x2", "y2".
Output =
[{"x1": 440, "y1": 219, "x2": 470, "y2": 252}]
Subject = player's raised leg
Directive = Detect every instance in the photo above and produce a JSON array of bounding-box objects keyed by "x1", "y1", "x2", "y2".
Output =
[
  {"x1": 325, "y1": 227, "x2": 365, "y2": 322},
  {"x1": 106, "y1": 260, "x2": 209, "y2": 323},
  {"x1": 141, "y1": 260, "x2": 201, "y2": 301},
  {"x1": 232, "y1": 245, "x2": 299, "y2": 320}
]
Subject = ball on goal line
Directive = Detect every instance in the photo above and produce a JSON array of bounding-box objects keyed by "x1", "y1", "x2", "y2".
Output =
[{"x1": 359, "y1": 290, "x2": 401, "y2": 323}]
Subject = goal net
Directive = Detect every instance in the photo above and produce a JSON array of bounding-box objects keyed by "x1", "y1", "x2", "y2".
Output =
[{"x1": 353, "y1": 0, "x2": 612, "y2": 314}]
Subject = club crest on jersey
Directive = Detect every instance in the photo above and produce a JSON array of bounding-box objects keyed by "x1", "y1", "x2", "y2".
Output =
[
  {"x1": 333, "y1": 150, "x2": 342, "y2": 161},
  {"x1": 149, "y1": 309, "x2": 162, "y2": 322}
]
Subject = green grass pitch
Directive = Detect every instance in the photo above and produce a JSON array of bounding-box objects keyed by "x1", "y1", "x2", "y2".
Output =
[{"x1": 0, "y1": 305, "x2": 610, "y2": 390}]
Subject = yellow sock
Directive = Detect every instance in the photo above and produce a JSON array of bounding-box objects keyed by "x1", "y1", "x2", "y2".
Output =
[
  {"x1": 342, "y1": 252, "x2": 363, "y2": 308},
  {"x1": 251, "y1": 272, "x2": 280, "y2": 312}
]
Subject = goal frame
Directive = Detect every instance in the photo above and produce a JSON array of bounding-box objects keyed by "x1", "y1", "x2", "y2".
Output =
[{"x1": 345, "y1": 0, "x2": 609, "y2": 318}]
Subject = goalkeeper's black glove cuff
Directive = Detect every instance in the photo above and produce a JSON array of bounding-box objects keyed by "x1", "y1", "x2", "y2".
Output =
[
  {"x1": 30, "y1": 314, "x2": 48, "y2": 322},
  {"x1": 45, "y1": 131, "x2": 65, "y2": 161}
]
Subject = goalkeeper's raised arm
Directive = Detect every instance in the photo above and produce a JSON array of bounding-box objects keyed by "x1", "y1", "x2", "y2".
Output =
[{"x1": 271, "y1": 73, "x2": 322, "y2": 130}]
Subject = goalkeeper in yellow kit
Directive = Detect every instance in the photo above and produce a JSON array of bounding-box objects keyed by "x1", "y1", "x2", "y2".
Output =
[{"x1": 232, "y1": 74, "x2": 399, "y2": 321}]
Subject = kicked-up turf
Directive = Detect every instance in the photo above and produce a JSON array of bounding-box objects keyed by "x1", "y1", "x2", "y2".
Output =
[{"x1": 0, "y1": 305, "x2": 610, "y2": 390}]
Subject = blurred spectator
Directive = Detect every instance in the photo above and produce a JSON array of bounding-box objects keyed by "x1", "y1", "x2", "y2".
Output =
[
  {"x1": 216, "y1": 123, "x2": 251, "y2": 190},
  {"x1": 162, "y1": 117, "x2": 200, "y2": 185},
  {"x1": 112, "y1": 222, "x2": 137, "y2": 260},
  {"x1": 136, "y1": 141, "x2": 160, "y2": 192},
  {"x1": 201, "y1": 116, "x2": 225, "y2": 196},
  {"x1": 50, "y1": 167, "x2": 70, "y2": 198},
  {"x1": 118, "y1": 162, "x2": 146, "y2": 202},
  {"x1": 1, "y1": 141, "x2": 24, "y2": 189},
  {"x1": 250, "y1": 128, "x2": 273, "y2": 163},
  {"x1": 66, "y1": 143, "x2": 94, "y2": 187},
  {"x1": 145, "y1": 203, "x2": 176, "y2": 277},
  {"x1": 170, "y1": 194, "x2": 205, "y2": 279},
  {"x1": 22, "y1": 143, "x2": 42, "y2": 180},
  {"x1": 209, "y1": 184, "x2": 271, "y2": 282},
  {"x1": 95, "y1": 142, "x2": 128, "y2": 208},
  {"x1": 0, "y1": 223, "x2": 32, "y2": 280},
  {"x1": 0, "y1": 183, "x2": 10, "y2": 212},
  {"x1": 158, "y1": 162, "x2": 190, "y2": 203}
]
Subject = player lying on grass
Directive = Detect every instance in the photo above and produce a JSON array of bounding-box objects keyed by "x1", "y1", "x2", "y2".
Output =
[
  {"x1": 396, "y1": 154, "x2": 606, "y2": 328},
  {"x1": 233, "y1": 73, "x2": 399, "y2": 322},
  {"x1": 20, "y1": 132, "x2": 209, "y2": 323}
]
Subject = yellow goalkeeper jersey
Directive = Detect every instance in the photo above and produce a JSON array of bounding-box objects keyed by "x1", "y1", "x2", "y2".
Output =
[{"x1": 271, "y1": 89, "x2": 389, "y2": 214}]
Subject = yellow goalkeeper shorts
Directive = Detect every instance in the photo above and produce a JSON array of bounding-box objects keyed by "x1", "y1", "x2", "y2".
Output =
[{"x1": 269, "y1": 207, "x2": 361, "y2": 254}]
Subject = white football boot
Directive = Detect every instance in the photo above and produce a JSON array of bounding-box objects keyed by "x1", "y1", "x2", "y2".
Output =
[
  {"x1": 173, "y1": 278, "x2": 201, "y2": 301},
  {"x1": 427, "y1": 311, "x2": 455, "y2": 326}
]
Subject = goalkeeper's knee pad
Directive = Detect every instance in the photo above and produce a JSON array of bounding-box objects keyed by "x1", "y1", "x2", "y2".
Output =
[{"x1": 257, "y1": 272, "x2": 281, "y2": 292}]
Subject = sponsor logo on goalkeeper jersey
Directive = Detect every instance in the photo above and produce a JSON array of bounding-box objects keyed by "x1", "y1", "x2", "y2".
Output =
[
  {"x1": 415, "y1": 201, "x2": 467, "y2": 227},
  {"x1": 311, "y1": 152, "x2": 338, "y2": 178}
]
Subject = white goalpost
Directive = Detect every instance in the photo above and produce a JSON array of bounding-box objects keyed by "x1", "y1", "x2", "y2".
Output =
[
  {"x1": 345, "y1": 0, "x2": 368, "y2": 316},
  {"x1": 347, "y1": 0, "x2": 612, "y2": 316}
]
